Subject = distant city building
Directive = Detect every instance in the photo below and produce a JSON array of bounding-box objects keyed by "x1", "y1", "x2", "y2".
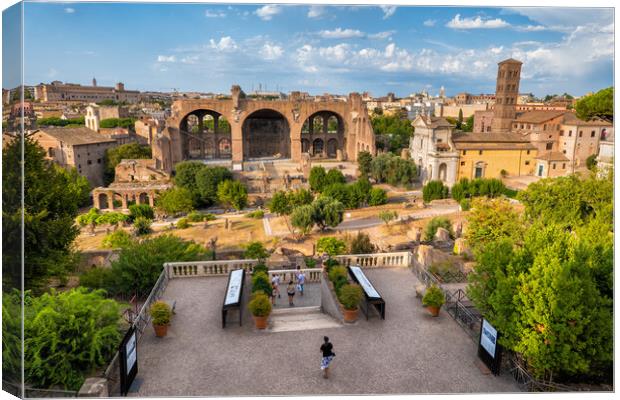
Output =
[
  {"x1": 32, "y1": 127, "x2": 116, "y2": 186},
  {"x1": 85, "y1": 103, "x2": 130, "y2": 132},
  {"x1": 35, "y1": 80, "x2": 141, "y2": 103}
]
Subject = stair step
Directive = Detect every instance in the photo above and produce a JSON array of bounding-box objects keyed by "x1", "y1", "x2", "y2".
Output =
[
  {"x1": 270, "y1": 311, "x2": 341, "y2": 333},
  {"x1": 271, "y1": 305, "x2": 321, "y2": 315}
]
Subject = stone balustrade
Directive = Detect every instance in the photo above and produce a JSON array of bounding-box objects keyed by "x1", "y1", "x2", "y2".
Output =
[
  {"x1": 268, "y1": 268, "x2": 322, "y2": 284},
  {"x1": 165, "y1": 259, "x2": 259, "y2": 278},
  {"x1": 335, "y1": 251, "x2": 412, "y2": 268}
]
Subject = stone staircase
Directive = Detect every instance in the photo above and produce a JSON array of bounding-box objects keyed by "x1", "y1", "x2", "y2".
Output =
[{"x1": 269, "y1": 306, "x2": 341, "y2": 333}]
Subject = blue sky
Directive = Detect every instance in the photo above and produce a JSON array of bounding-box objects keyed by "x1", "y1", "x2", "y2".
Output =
[{"x1": 3, "y1": 3, "x2": 614, "y2": 97}]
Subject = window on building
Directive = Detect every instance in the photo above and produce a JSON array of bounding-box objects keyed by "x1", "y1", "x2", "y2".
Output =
[
  {"x1": 546, "y1": 143, "x2": 553, "y2": 150},
  {"x1": 562, "y1": 163, "x2": 566, "y2": 169},
  {"x1": 460, "y1": 161, "x2": 465, "y2": 166},
  {"x1": 568, "y1": 130, "x2": 572, "y2": 137},
  {"x1": 552, "y1": 163, "x2": 556, "y2": 169},
  {"x1": 462, "y1": 150, "x2": 467, "y2": 155},
  {"x1": 77, "y1": 154, "x2": 80, "y2": 158},
  {"x1": 526, "y1": 150, "x2": 531, "y2": 155},
  {"x1": 591, "y1": 130, "x2": 596, "y2": 137},
  {"x1": 514, "y1": 124, "x2": 517, "y2": 129},
  {"x1": 478, "y1": 150, "x2": 483, "y2": 155},
  {"x1": 87, "y1": 160, "x2": 92, "y2": 165},
  {"x1": 520, "y1": 124, "x2": 524, "y2": 129},
  {"x1": 486, "y1": 126, "x2": 491, "y2": 132},
  {"x1": 97, "y1": 158, "x2": 101, "y2": 164},
  {"x1": 563, "y1": 150, "x2": 567, "y2": 154},
  {"x1": 579, "y1": 131, "x2": 583, "y2": 137},
  {"x1": 543, "y1": 124, "x2": 547, "y2": 130},
  {"x1": 525, "y1": 161, "x2": 530, "y2": 166}
]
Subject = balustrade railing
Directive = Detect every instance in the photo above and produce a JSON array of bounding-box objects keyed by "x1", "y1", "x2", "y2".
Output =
[
  {"x1": 335, "y1": 251, "x2": 412, "y2": 268},
  {"x1": 268, "y1": 268, "x2": 322, "y2": 284},
  {"x1": 165, "y1": 259, "x2": 259, "y2": 278}
]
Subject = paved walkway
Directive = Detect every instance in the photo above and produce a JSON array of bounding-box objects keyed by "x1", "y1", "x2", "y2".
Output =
[{"x1": 133, "y1": 268, "x2": 518, "y2": 396}]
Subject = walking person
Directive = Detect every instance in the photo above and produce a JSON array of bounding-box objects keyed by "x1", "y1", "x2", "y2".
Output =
[
  {"x1": 287, "y1": 280, "x2": 296, "y2": 306},
  {"x1": 320, "y1": 336, "x2": 335, "y2": 379},
  {"x1": 296, "y1": 267, "x2": 306, "y2": 296},
  {"x1": 270, "y1": 282, "x2": 277, "y2": 306},
  {"x1": 271, "y1": 273, "x2": 281, "y2": 298}
]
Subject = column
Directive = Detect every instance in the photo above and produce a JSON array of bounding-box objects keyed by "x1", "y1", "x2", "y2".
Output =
[
  {"x1": 322, "y1": 115, "x2": 329, "y2": 134},
  {"x1": 121, "y1": 193, "x2": 127, "y2": 210},
  {"x1": 107, "y1": 191, "x2": 114, "y2": 209},
  {"x1": 135, "y1": 192, "x2": 141, "y2": 205},
  {"x1": 93, "y1": 191, "x2": 101, "y2": 209},
  {"x1": 149, "y1": 192, "x2": 155, "y2": 207},
  {"x1": 231, "y1": 121, "x2": 243, "y2": 164}
]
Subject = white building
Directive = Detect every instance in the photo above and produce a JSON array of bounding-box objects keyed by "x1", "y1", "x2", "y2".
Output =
[{"x1": 409, "y1": 114, "x2": 459, "y2": 186}]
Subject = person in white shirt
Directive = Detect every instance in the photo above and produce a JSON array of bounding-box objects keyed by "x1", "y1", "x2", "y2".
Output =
[{"x1": 271, "y1": 274, "x2": 281, "y2": 298}]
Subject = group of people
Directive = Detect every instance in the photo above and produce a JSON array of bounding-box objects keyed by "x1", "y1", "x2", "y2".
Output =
[{"x1": 270, "y1": 266, "x2": 306, "y2": 307}]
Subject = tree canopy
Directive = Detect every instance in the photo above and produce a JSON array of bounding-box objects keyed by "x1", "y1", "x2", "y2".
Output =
[
  {"x1": 103, "y1": 143, "x2": 151, "y2": 185},
  {"x1": 371, "y1": 114, "x2": 413, "y2": 153},
  {"x1": 575, "y1": 87, "x2": 613, "y2": 122}
]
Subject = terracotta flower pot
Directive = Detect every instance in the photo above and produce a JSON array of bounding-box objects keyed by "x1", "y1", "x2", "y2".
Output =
[
  {"x1": 343, "y1": 308, "x2": 359, "y2": 323},
  {"x1": 426, "y1": 305, "x2": 440, "y2": 317},
  {"x1": 253, "y1": 315, "x2": 268, "y2": 329},
  {"x1": 153, "y1": 323, "x2": 168, "y2": 337}
]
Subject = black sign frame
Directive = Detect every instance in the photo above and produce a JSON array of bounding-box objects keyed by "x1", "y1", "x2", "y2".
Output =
[
  {"x1": 119, "y1": 325, "x2": 138, "y2": 396},
  {"x1": 347, "y1": 265, "x2": 385, "y2": 320},
  {"x1": 222, "y1": 268, "x2": 245, "y2": 328},
  {"x1": 477, "y1": 318, "x2": 502, "y2": 376}
]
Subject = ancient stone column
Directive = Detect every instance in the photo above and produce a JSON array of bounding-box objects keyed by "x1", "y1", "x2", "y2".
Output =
[
  {"x1": 107, "y1": 192, "x2": 114, "y2": 209},
  {"x1": 93, "y1": 191, "x2": 101, "y2": 209},
  {"x1": 149, "y1": 192, "x2": 155, "y2": 207},
  {"x1": 231, "y1": 121, "x2": 243, "y2": 164},
  {"x1": 121, "y1": 194, "x2": 127, "y2": 210}
]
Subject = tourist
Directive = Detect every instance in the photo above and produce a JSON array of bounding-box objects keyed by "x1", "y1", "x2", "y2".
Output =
[
  {"x1": 271, "y1": 282, "x2": 277, "y2": 306},
  {"x1": 286, "y1": 280, "x2": 295, "y2": 306},
  {"x1": 320, "y1": 336, "x2": 335, "y2": 379},
  {"x1": 296, "y1": 267, "x2": 306, "y2": 296},
  {"x1": 271, "y1": 274, "x2": 281, "y2": 298}
]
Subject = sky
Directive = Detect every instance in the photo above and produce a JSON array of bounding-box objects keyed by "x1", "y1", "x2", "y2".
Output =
[{"x1": 2, "y1": 3, "x2": 614, "y2": 97}]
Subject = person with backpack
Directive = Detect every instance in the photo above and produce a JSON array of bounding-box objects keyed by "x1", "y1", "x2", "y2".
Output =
[{"x1": 320, "y1": 336, "x2": 335, "y2": 379}]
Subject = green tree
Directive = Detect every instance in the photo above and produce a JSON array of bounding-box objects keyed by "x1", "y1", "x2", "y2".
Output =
[
  {"x1": 371, "y1": 114, "x2": 413, "y2": 153},
  {"x1": 357, "y1": 151, "x2": 373, "y2": 177},
  {"x1": 575, "y1": 87, "x2": 613, "y2": 122},
  {"x1": 424, "y1": 216, "x2": 453, "y2": 241},
  {"x1": 348, "y1": 232, "x2": 375, "y2": 254},
  {"x1": 24, "y1": 288, "x2": 121, "y2": 390},
  {"x1": 128, "y1": 203, "x2": 154, "y2": 221},
  {"x1": 378, "y1": 210, "x2": 398, "y2": 225},
  {"x1": 309, "y1": 166, "x2": 327, "y2": 192},
  {"x1": 465, "y1": 198, "x2": 522, "y2": 254},
  {"x1": 57, "y1": 166, "x2": 91, "y2": 207},
  {"x1": 312, "y1": 196, "x2": 344, "y2": 230},
  {"x1": 101, "y1": 230, "x2": 134, "y2": 249},
  {"x1": 322, "y1": 183, "x2": 350, "y2": 206},
  {"x1": 462, "y1": 115, "x2": 474, "y2": 132},
  {"x1": 155, "y1": 187, "x2": 194, "y2": 216},
  {"x1": 244, "y1": 241, "x2": 269, "y2": 261},
  {"x1": 289, "y1": 188, "x2": 314, "y2": 207},
  {"x1": 195, "y1": 166, "x2": 233, "y2": 206},
  {"x1": 99, "y1": 117, "x2": 136, "y2": 129},
  {"x1": 586, "y1": 154, "x2": 598, "y2": 171},
  {"x1": 269, "y1": 190, "x2": 293, "y2": 216},
  {"x1": 290, "y1": 204, "x2": 315, "y2": 236},
  {"x1": 325, "y1": 168, "x2": 346, "y2": 186},
  {"x1": 133, "y1": 216, "x2": 152, "y2": 235},
  {"x1": 457, "y1": 108, "x2": 464, "y2": 128},
  {"x1": 217, "y1": 180, "x2": 248, "y2": 211},
  {"x1": 368, "y1": 187, "x2": 388, "y2": 206},
  {"x1": 103, "y1": 143, "x2": 151, "y2": 185},
  {"x1": 316, "y1": 237, "x2": 347, "y2": 257},
  {"x1": 422, "y1": 180, "x2": 449, "y2": 202},
  {"x1": 3, "y1": 135, "x2": 83, "y2": 292}
]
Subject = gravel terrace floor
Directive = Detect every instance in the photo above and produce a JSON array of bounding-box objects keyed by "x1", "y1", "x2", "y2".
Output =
[{"x1": 133, "y1": 268, "x2": 519, "y2": 396}]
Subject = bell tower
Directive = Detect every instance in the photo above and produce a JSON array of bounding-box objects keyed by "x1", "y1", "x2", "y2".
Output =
[{"x1": 491, "y1": 58, "x2": 522, "y2": 133}]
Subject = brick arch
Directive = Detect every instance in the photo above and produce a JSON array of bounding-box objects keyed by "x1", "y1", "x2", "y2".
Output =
[{"x1": 241, "y1": 108, "x2": 291, "y2": 160}]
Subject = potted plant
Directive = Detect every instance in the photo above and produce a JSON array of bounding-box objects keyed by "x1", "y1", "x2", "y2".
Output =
[
  {"x1": 422, "y1": 285, "x2": 445, "y2": 317},
  {"x1": 338, "y1": 284, "x2": 363, "y2": 323},
  {"x1": 248, "y1": 292, "x2": 272, "y2": 329},
  {"x1": 150, "y1": 301, "x2": 172, "y2": 337}
]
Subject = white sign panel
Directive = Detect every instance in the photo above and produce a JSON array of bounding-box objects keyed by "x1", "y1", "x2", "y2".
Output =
[
  {"x1": 350, "y1": 266, "x2": 380, "y2": 298},
  {"x1": 480, "y1": 319, "x2": 498, "y2": 358},
  {"x1": 125, "y1": 332, "x2": 137, "y2": 373},
  {"x1": 224, "y1": 269, "x2": 244, "y2": 306}
]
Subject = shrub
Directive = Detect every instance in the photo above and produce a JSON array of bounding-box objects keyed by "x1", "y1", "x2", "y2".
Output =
[
  {"x1": 312, "y1": 196, "x2": 345, "y2": 229},
  {"x1": 309, "y1": 166, "x2": 327, "y2": 192},
  {"x1": 248, "y1": 292, "x2": 272, "y2": 317},
  {"x1": 324, "y1": 258, "x2": 340, "y2": 271},
  {"x1": 423, "y1": 180, "x2": 449, "y2": 202},
  {"x1": 451, "y1": 178, "x2": 470, "y2": 202},
  {"x1": 422, "y1": 285, "x2": 445, "y2": 308},
  {"x1": 79, "y1": 267, "x2": 114, "y2": 290},
  {"x1": 424, "y1": 217, "x2": 453, "y2": 241},
  {"x1": 203, "y1": 213, "x2": 217, "y2": 221},
  {"x1": 357, "y1": 151, "x2": 373, "y2": 177},
  {"x1": 156, "y1": 187, "x2": 195, "y2": 216},
  {"x1": 102, "y1": 230, "x2": 133, "y2": 249},
  {"x1": 291, "y1": 204, "x2": 315, "y2": 236},
  {"x1": 325, "y1": 168, "x2": 346, "y2": 186},
  {"x1": 217, "y1": 180, "x2": 248, "y2": 211},
  {"x1": 187, "y1": 211, "x2": 205, "y2": 222},
  {"x1": 316, "y1": 237, "x2": 347, "y2": 257},
  {"x1": 368, "y1": 187, "x2": 388, "y2": 206},
  {"x1": 128, "y1": 203, "x2": 154, "y2": 222},
  {"x1": 503, "y1": 187, "x2": 519, "y2": 199},
  {"x1": 133, "y1": 217, "x2": 152, "y2": 235},
  {"x1": 246, "y1": 210, "x2": 264, "y2": 219},
  {"x1": 252, "y1": 263, "x2": 268, "y2": 275},
  {"x1": 149, "y1": 301, "x2": 172, "y2": 325},
  {"x1": 244, "y1": 241, "x2": 269, "y2": 261},
  {"x1": 322, "y1": 183, "x2": 350, "y2": 206},
  {"x1": 338, "y1": 284, "x2": 363, "y2": 310},
  {"x1": 349, "y1": 232, "x2": 375, "y2": 254},
  {"x1": 586, "y1": 154, "x2": 598, "y2": 171},
  {"x1": 348, "y1": 178, "x2": 372, "y2": 208},
  {"x1": 328, "y1": 265, "x2": 348, "y2": 283},
  {"x1": 251, "y1": 271, "x2": 272, "y2": 295},
  {"x1": 500, "y1": 169, "x2": 508, "y2": 177},
  {"x1": 23, "y1": 288, "x2": 121, "y2": 390},
  {"x1": 460, "y1": 198, "x2": 471, "y2": 211},
  {"x1": 304, "y1": 257, "x2": 317, "y2": 268},
  {"x1": 176, "y1": 218, "x2": 190, "y2": 229},
  {"x1": 378, "y1": 210, "x2": 398, "y2": 225}
]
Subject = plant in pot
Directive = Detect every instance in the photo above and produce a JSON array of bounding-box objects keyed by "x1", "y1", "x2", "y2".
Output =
[
  {"x1": 422, "y1": 285, "x2": 445, "y2": 317},
  {"x1": 150, "y1": 301, "x2": 172, "y2": 337},
  {"x1": 338, "y1": 284, "x2": 363, "y2": 323},
  {"x1": 248, "y1": 291, "x2": 272, "y2": 329}
]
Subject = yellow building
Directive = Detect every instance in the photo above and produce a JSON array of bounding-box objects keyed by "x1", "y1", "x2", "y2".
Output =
[{"x1": 452, "y1": 132, "x2": 537, "y2": 179}]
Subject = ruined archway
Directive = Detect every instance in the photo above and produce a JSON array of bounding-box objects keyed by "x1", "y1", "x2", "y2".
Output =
[
  {"x1": 301, "y1": 110, "x2": 345, "y2": 159},
  {"x1": 98, "y1": 193, "x2": 109, "y2": 210},
  {"x1": 180, "y1": 109, "x2": 232, "y2": 160},
  {"x1": 438, "y1": 163, "x2": 448, "y2": 182},
  {"x1": 242, "y1": 109, "x2": 290, "y2": 160}
]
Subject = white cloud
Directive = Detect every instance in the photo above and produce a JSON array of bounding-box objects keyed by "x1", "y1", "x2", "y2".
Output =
[
  {"x1": 157, "y1": 55, "x2": 176, "y2": 62},
  {"x1": 181, "y1": 55, "x2": 199, "y2": 64},
  {"x1": 379, "y1": 6, "x2": 397, "y2": 19},
  {"x1": 205, "y1": 9, "x2": 226, "y2": 18},
  {"x1": 255, "y1": 5, "x2": 282, "y2": 21},
  {"x1": 423, "y1": 19, "x2": 436, "y2": 27},
  {"x1": 446, "y1": 14, "x2": 510, "y2": 29},
  {"x1": 368, "y1": 31, "x2": 395, "y2": 40},
  {"x1": 515, "y1": 25, "x2": 547, "y2": 32},
  {"x1": 64, "y1": 7, "x2": 75, "y2": 14},
  {"x1": 260, "y1": 43, "x2": 284, "y2": 60},
  {"x1": 318, "y1": 28, "x2": 364, "y2": 39},
  {"x1": 209, "y1": 36, "x2": 238, "y2": 52},
  {"x1": 307, "y1": 6, "x2": 325, "y2": 19}
]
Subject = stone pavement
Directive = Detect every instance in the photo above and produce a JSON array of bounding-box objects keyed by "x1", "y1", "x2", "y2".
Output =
[
  {"x1": 133, "y1": 268, "x2": 519, "y2": 396},
  {"x1": 272, "y1": 281, "x2": 321, "y2": 308}
]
